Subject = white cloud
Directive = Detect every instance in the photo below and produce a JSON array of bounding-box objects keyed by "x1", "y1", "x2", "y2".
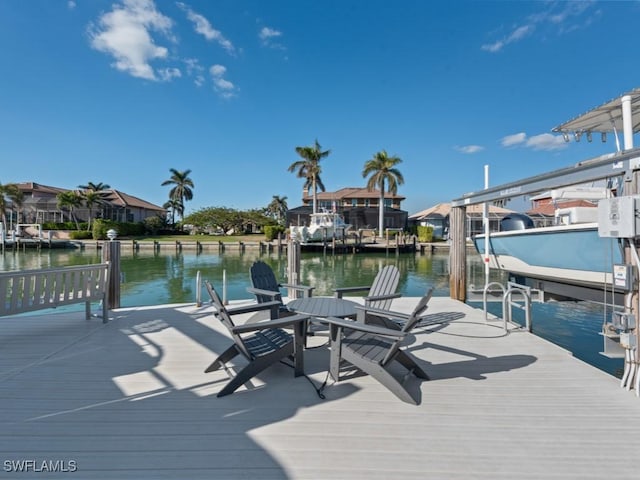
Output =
[
  {"x1": 68, "y1": 1, "x2": 76, "y2": 9},
  {"x1": 209, "y1": 64, "x2": 237, "y2": 98},
  {"x1": 501, "y1": 132, "x2": 527, "y2": 147},
  {"x1": 455, "y1": 145, "x2": 484, "y2": 154},
  {"x1": 481, "y1": 24, "x2": 534, "y2": 52},
  {"x1": 89, "y1": 0, "x2": 176, "y2": 81},
  {"x1": 259, "y1": 26, "x2": 285, "y2": 50},
  {"x1": 158, "y1": 67, "x2": 182, "y2": 81},
  {"x1": 482, "y1": 1, "x2": 599, "y2": 53},
  {"x1": 177, "y1": 2, "x2": 236, "y2": 55},
  {"x1": 501, "y1": 132, "x2": 567, "y2": 151},
  {"x1": 525, "y1": 133, "x2": 568, "y2": 151}
]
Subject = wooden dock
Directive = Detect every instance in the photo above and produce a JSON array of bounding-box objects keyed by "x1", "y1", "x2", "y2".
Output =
[{"x1": 1, "y1": 296, "x2": 639, "y2": 479}]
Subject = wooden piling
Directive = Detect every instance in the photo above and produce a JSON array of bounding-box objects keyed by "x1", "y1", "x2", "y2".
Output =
[
  {"x1": 449, "y1": 206, "x2": 467, "y2": 302},
  {"x1": 101, "y1": 240, "x2": 121, "y2": 309}
]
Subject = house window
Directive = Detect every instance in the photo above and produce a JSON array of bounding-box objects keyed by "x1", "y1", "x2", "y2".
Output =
[
  {"x1": 351, "y1": 199, "x2": 357, "y2": 207},
  {"x1": 365, "y1": 199, "x2": 370, "y2": 207},
  {"x1": 384, "y1": 199, "x2": 392, "y2": 207}
]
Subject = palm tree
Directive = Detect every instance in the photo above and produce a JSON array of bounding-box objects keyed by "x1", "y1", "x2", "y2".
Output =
[
  {"x1": 56, "y1": 190, "x2": 83, "y2": 230},
  {"x1": 78, "y1": 181, "x2": 111, "y2": 192},
  {"x1": 82, "y1": 190, "x2": 104, "y2": 231},
  {"x1": 266, "y1": 195, "x2": 288, "y2": 226},
  {"x1": 288, "y1": 139, "x2": 330, "y2": 214},
  {"x1": 0, "y1": 183, "x2": 23, "y2": 229},
  {"x1": 362, "y1": 150, "x2": 404, "y2": 237},
  {"x1": 163, "y1": 198, "x2": 182, "y2": 226},
  {"x1": 161, "y1": 169, "x2": 194, "y2": 223}
]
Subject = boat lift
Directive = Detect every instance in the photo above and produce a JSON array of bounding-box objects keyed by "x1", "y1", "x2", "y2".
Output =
[{"x1": 451, "y1": 89, "x2": 640, "y2": 397}]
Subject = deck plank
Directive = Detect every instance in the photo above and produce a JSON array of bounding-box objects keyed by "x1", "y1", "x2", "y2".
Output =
[{"x1": 0, "y1": 298, "x2": 639, "y2": 479}]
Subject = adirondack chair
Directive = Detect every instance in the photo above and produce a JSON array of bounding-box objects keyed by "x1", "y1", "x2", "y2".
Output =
[
  {"x1": 333, "y1": 265, "x2": 401, "y2": 323},
  {"x1": 325, "y1": 288, "x2": 434, "y2": 404},
  {"x1": 247, "y1": 261, "x2": 314, "y2": 315},
  {"x1": 334, "y1": 264, "x2": 401, "y2": 308},
  {"x1": 204, "y1": 280, "x2": 310, "y2": 397}
]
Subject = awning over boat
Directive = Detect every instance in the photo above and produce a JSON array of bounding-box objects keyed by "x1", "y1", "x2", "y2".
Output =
[{"x1": 552, "y1": 88, "x2": 640, "y2": 135}]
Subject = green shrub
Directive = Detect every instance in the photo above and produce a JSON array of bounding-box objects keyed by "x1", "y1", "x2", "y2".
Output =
[
  {"x1": 263, "y1": 225, "x2": 285, "y2": 241},
  {"x1": 69, "y1": 230, "x2": 93, "y2": 240},
  {"x1": 417, "y1": 225, "x2": 433, "y2": 243}
]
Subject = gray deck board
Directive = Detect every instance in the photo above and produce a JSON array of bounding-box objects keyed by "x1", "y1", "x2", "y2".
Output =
[{"x1": 0, "y1": 297, "x2": 639, "y2": 479}]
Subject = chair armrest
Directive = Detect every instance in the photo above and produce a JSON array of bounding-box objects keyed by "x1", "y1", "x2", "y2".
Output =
[
  {"x1": 224, "y1": 300, "x2": 282, "y2": 316},
  {"x1": 363, "y1": 292, "x2": 402, "y2": 303},
  {"x1": 231, "y1": 314, "x2": 310, "y2": 334},
  {"x1": 333, "y1": 286, "x2": 369, "y2": 298},
  {"x1": 246, "y1": 287, "x2": 281, "y2": 299},
  {"x1": 354, "y1": 304, "x2": 411, "y2": 321},
  {"x1": 280, "y1": 284, "x2": 315, "y2": 296},
  {"x1": 323, "y1": 316, "x2": 406, "y2": 339}
]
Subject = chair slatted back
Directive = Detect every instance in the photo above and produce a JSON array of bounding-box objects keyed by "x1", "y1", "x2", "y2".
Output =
[
  {"x1": 249, "y1": 261, "x2": 282, "y2": 304},
  {"x1": 381, "y1": 287, "x2": 434, "y2": 366},
  {"x1": 366, "y1": 265, "x2": 400, "y2": 310},
  {"x1": 204, "y1": 281, "x2": 252, "y2": 359}
]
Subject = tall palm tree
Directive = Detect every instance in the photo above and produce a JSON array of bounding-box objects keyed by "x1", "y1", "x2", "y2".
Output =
[
  {"x1": 362, "y1": 150, "x2": 404, "y2": 237},
  {"x1": 56, "y1": 190, "x2": 83, "y2": 230},
  {"x1": 161, "y1": 169, "x2": 194, "y2": 223},
  {"x1": 288, "y1": 139, "x2": 330, "y2": 214},
  {"x1": 266, "y1": 195, "x2": 288, "y2": 226}
]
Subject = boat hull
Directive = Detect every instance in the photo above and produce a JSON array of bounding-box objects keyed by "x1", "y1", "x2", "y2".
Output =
[{"x1": 473, "y1": 223, "x2": 623, "y2": 290}]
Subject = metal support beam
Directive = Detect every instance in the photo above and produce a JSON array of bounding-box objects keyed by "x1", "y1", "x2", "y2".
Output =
[{"x1": 451, "y1": 148, "x2": 640, "y2": 207}]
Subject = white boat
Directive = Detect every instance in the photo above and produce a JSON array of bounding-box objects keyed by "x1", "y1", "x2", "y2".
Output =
[
  {"x1": 472, "y1": 89, "x2": 640, "y2": 302},
  {"x1": 290, "y1": 209, "x2": 352, "y2": 242}
]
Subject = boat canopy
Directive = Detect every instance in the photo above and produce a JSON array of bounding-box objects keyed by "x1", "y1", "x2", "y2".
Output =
[{"x1": 552, "y1": 88, "x2": 640, "y2": 135}]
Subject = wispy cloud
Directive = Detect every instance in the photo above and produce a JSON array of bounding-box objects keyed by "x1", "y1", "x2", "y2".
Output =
[
  {"x1": 501, "y1": 132, "x2": 567, "y2": 151},
  {"x1": 454, "y1": 145, "x2": 485, "y2": 154},
  {"x1": 177, "y1": 2, "x2": 236, "y2": 55},
  {"x1": 210, "y1": 64, "x2": 238, "y2": 99},
  {"x1": 68, "y1": 1, "x2": 76, "y2": 9},
  {"x1": 259, "y1": 26, "x2": 285, "y2": 50},
  {"x1": 184, "y1": 58, "x2": 205, "y2": 86},
  {"x1": 89, "y1": 0, "x2": 178, "y2": 81},
  {"x1": 481, "y1": 1, "x2": 599, "y2": 53}
]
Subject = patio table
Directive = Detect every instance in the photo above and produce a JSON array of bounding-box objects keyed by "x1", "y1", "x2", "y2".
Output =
[{"x1": 286, "y1": 297, "x2": 359, "y2": 345}]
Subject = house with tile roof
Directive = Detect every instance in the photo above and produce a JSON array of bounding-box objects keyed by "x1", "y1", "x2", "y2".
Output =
[
  {"x1": 9, "y1": 182, "x2": 166, "y2": 225},
  {"x1": 286, "y1": 187, "x2": 408, "y2": 231},
  {"x1": 409, "y1": 203, "x2": 514, "y2": 240}
]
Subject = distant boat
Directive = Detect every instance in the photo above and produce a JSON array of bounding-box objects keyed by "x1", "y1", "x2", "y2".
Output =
[{"x1": 290, "y1": 209, "x2": 352, "y2": 242}]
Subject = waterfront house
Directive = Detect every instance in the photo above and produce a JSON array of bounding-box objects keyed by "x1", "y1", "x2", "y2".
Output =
[
  {"x1": 8, "y1": 182, "x2": 166, "y2": 225},
  {"x1": 287, "y1": 187, "x2": 408, "y2": 231},
  {"x1": 409, "y1": 203, "x2": 514, "y2": 240}
]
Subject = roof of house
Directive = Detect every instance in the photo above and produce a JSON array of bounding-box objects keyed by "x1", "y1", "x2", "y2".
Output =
[
  {"x1": 303, "y1": 187, "x2": 406, "y2": 201},
  {"x1": 14, "y1": 182, "x2": 164, "y2": 212},
  {"x1": 409, "y1": 202, "x2": 514, "y2": 220},
  {"x1": 526, "y1": 199, "x2": 597, "y2": 217}
]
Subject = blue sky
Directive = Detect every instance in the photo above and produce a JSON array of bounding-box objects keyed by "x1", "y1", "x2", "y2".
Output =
[{"x1": 1, "y1": 0, "x2": 638, "y2": 216}]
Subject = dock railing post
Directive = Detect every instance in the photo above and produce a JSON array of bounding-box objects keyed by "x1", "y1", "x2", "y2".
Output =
[
  {"x1": 101, "y1": 239, "x2": 121, "y2": 310},
  {"x1": 287, "y1": 239, "x2": 301, "y2": 299}
]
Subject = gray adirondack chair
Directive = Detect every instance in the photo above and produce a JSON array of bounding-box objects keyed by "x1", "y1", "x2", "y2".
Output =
[
  {"x1": 247, "y1": 261, "x2": 314, "y2": 315},
  {"x1": 334, "y1": 264, "x2": 401, "y2": 310},
  {"x1": 204, "y1": 280, "x2": 310, "y2": 397},
  {"x1": 325, "y1": 288, "x2": 434, "y2": 404}
]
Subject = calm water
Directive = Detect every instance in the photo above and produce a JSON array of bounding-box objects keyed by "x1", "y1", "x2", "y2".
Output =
[{"x1": 0, "y1": 247, "x2": 623, "y2": 377}]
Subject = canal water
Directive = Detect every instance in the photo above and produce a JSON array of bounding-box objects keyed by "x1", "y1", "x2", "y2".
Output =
[{"x1": 0, "y1": 247, "x2": 623, "y2": 378}]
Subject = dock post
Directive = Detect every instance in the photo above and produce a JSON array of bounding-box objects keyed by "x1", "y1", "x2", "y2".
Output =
[
  {"x1": 449, "y1": 206, "x2": 467, "y2": 302},
  {"x1": 287, "y1": 239, "x2": 301, "y2": 299},
  {"x1": 102, "y1": 240, "x2": 121, "y2": 309}
]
